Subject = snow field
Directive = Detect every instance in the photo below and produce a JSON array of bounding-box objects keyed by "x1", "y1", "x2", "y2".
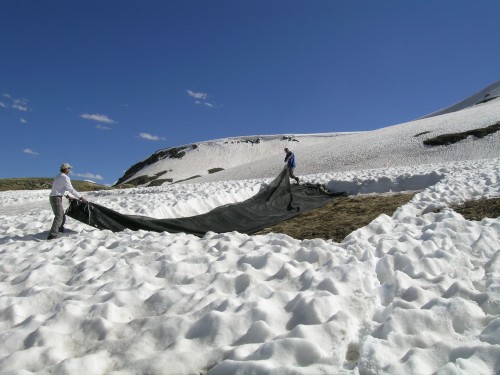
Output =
[{"x1": 0, "y1": 158, "x2": 499, "y2": 374}]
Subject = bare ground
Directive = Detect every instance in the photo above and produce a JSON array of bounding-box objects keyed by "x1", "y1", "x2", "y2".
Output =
[
  {"x1": 257, "y1": 193, "x2": 500, "y2": 242},
  {"x1": 0, "y1": 178, "x2": 113, "y2": 192}
]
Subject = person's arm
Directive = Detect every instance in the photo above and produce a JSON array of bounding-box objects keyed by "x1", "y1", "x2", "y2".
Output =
[{"x1": 63, "y1": 175, "x2": 85, "y2": 201}]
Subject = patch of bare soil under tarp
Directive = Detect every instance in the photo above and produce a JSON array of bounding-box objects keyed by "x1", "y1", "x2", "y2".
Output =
[
  {"x1": 257, "y1": 193, "x2": 500, "y2": 242},
  {"x1": 257, "y1": 192, "x2": 416, "y2": 242},
  {"x1": 451, "y1": 197, "x2": 500, "y2": 221}
]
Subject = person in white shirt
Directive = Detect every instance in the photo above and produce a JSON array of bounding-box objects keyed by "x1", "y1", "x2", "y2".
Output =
[{"x1": 47, "y1": 163, "x2": 87, "y2": 240}]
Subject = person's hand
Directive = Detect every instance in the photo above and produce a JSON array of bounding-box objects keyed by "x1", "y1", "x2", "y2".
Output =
[{"x1": 79, "y1": 197, "x2": 88, "y2": 203}]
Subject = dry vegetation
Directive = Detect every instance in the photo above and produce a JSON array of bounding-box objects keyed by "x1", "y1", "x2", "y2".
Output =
[
  {"x1": 256, "y1": 193, "x2": 416, "y2": 242},
  {"x1": 257, "y1": 193, "x2": 500, "y2": 242},
  {"x1": 0, "y1": 178, "x2": 113, "y2": 192},
  {"x1": 422, "y1": 121, "x2": 500, "y2": 146},
  {"x1": 451, "y1": 197, "x2": 500, "y2": 222}
]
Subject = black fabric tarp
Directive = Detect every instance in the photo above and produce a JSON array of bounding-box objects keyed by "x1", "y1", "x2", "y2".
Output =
[{"x1": 66, "y1": 168, "x2": 342, "y2": 237}]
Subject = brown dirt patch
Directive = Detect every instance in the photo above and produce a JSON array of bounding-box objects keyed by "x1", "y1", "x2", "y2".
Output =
[
  {"x1": 451, "y1": 197, "x2": 500, "y2": 221},
  {"x1": 0, "y1": 178, "x2": 113, "y2": 192},
  {"x1": 257, "y1": 194, "x2": 500, "y2": 242},
  {"x1": 256, "y1": 192, "x2": 416, "y2": 242}
]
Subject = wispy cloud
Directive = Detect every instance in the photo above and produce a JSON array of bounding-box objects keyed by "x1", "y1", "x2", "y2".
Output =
[
  {"x1": 95, "y1": 125, "x2": 111, "y2": 131},
  {"x1": 23, "y1": 148, "x2": 39, "y2": 156},
  {"x1": 74, "y1": 172, "x2": 104, "y2": 181},
  {"x1": 186, "y1": 89, "x2": 216, "y2": 108},
  {"x1": 186, "y1": 90, "x2": 208, "y2": 100},
  {"x1": 20, "y1": 117, "x2": 27, "y2": 124},
  {"x1": 80, "y1": 113, "x2": 117, "y2": 124},
  {"x1": 12, "y1": 98, "x2": 29, "y2": 112},
  {"x1": 1, "y1": 94, "x2": 31, "y2": 112},
  {"x1": 139, "y1": 132, "x2": 166, "y2": 141}
]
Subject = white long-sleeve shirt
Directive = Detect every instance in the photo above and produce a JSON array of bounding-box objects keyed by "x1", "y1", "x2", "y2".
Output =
[{"x1": 50, "y1": 173, "x2": 81, "y2": 198}]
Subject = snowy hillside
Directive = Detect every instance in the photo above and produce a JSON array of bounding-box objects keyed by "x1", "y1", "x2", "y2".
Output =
[{"x1": 117, "y1": 82, "x2": 500, "y2": 186}]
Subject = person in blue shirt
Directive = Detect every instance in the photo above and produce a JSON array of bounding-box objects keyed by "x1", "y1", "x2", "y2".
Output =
[
  {"x1": 284, "y1": 148, "x2": 300, "y2": 184},
  {"x1": 47, "y1": 163, "x2": 87, "y2": 240}
]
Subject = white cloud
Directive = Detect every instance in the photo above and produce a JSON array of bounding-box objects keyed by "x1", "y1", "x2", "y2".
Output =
[
  {"x1": 23, "y1": 148, "x2": 39, "y2": 156},
  {"x1": 95, "y1": 125, "x2": 111, "y2": 130},
  {"x1": 12, "y1": 98, "x2": 29, "y2": 112},
  {"x1": 139, "y1": 132, "x2": 166, "y2": 141},
  {"x1": 186, "y1": 89, "x2": 217, "y2": 108},
  {"x1": 81, "y1": 113, "x2": 117, "y2": 124},
  {"x1": 0, "y1": 94, "x2": 31, "y2": 112},
  {"x1": 186, "y1": 89, "x2": 208, "y2": 100},
  {"x1": 20, "y1": 118, "x2": 27, "y2": 124},
  {"x1": 74, "y1": 172, "x2": 104, "y2": 181}
]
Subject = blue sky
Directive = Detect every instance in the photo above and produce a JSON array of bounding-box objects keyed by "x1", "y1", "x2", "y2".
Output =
[{"x1": 1, "y1": 0, "x2": 499, "y2": 185}]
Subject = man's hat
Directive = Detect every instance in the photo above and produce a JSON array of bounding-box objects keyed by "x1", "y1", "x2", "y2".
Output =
[{"x1": 60, "y1": 163, "x2": 72, "y2": 170}]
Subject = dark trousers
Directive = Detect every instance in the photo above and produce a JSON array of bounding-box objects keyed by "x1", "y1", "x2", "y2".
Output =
[{"x1": 288, "y1": 167, "x2": 299, "y2": 183}]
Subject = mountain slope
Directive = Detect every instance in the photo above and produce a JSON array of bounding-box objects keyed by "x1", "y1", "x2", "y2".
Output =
[
  {"x1": 421, "y1": 79, "x2": 500, "y2": 118},
  {"x1": 116, "y1": 82, "x2": 500, "y2": 187}
]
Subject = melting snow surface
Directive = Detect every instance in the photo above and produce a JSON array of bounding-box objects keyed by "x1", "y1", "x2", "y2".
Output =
[{"x1": 1, "y1": 157, "x2": 499, "y2": 374}]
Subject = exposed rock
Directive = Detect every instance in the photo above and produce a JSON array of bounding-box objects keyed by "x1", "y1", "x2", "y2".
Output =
[
  {"x1": 208, "y1": 168, "x2": 225, "y2": 174},
  {"x1": 423, "y1": 121, "x2": 500, "y2": 146},
  {"x1": 414, "y1": 131, "x2": 431, "y2": 137},
  {"x1": 114, "y1": 145, "x2": 197, "y2": 186},
  {"x1": 148, "y1": 178, "x2": 174, "y2": 187}
]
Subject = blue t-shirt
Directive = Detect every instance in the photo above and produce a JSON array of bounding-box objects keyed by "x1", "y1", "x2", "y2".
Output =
[{"x1": 285, "y1": 151, "x2": 296, "y2": 168}]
